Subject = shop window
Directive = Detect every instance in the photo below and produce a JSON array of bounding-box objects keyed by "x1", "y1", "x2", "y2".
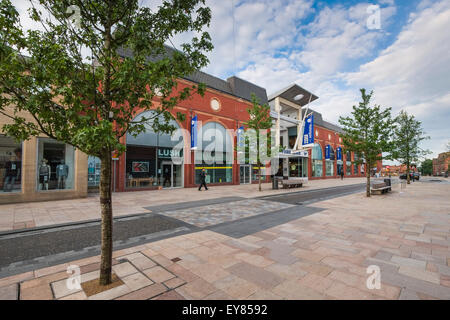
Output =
[
  {"x1": 87, "y1": 156, "x2": 101, "y2": 187},
  {"x1": 194, "y1": 121, "x2": 233, "y2": 184},
  {"x1": 325, "y1": 145, "x2": 335, "y2": 176},
  {"x1": 311, "y1": 143, "x2": 323, "y2": 177},
  {"x1": 252, "y1": 165, "x2": 266, "y2": 181},
  {"x1": 289, "y1": 157, "x2": 308, "y2": 178},
  {"x1": 0, "y1": 135, "x2": 22, "y2": 193},
  {"x1": 37, "y1": 138, "x2": 74, "y2": 190},
  {"x1": 126, "y1": 111, "x2": 184, "y2": 188},
  {"x1": 345, "y1": 151, "x2": 352, "y2": 176}
]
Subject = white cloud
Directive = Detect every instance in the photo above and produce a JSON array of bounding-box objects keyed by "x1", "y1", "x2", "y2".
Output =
[{"x1": 343, "y1": 0, "x2": 450, "y2": 158}]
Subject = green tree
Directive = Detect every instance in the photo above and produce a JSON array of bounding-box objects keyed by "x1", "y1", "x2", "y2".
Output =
[
  {"x1": 0, "y1": 0, "x2": 212, "y2": 285},
  {"x1": 339, "y1": 89, "x2": 395, "y2": 197},
  {"x1": 420, "y1": 159, "x2": 433, "y2": 176},
  {"x1": 391, "y1": 110, "x2": 430, "y2": 184},
  {"x1": 243, "y1": 94, "x2": 273, "y2": 192}
]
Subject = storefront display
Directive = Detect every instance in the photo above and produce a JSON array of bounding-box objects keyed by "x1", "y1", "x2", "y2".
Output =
[
  {"x1": 312, "y1": 143, "x2": 323, "y2": 177},
  {"x1": 87, "y1": 156, "x2": 101, "y2": 187},
  {"x1": 288, "y1": 157, "x2": 307, "y2": 177},
  {"x1": 37, "y1": 138, "x2": 74, "y2": 190},
  {"x1": 194, "y1": 122, "x2": 233, "y2": 184},
  {"x1": 346, "y1": 151, "x2": 352, "y2": 176},
  {"x1": 0, "y1": 135, "x2": 22, "y2": 193},
  {"x1": 126, "y1": 111, "x2": 184, "y2": 189},
  {"x1": 325, "y1": 145, "x2": 335, "y2": 176}
]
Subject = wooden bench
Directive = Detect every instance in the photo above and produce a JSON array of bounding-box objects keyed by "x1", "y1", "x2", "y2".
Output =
[{"x1": 281, "y1": 180, "x2": 303, "y2": 189}]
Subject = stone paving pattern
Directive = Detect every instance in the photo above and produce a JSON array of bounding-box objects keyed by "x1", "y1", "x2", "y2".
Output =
[
  {"x1": 158, "y1": 199, "x2": 295, "y2": 227},
  {"x1": 0, "y1": 178, "x2": 367, "y2": 232},
  {"x1": 0, "y1": 179, "x2": 449, "y2": 300}
]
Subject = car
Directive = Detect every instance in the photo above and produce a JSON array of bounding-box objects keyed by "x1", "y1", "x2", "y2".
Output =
[{"x1": 400, "y1": 172, "x2": 420, "y2": 180}]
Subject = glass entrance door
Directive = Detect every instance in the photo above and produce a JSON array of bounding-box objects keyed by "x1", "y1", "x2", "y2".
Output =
[
  {"x1": 240, "y1": 165, "x2": 251, "y2": 184},
  {"x1": 161, "y1": 162, "x2": 172, "y2": 188},
  {"x1": 160, "y1": 161, "x2": 183, "y2": 188}
]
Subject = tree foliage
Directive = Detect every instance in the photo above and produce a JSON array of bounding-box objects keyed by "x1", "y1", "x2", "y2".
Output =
[
  {"x1": 338, "y1": 89, "x2": 395, "y2": 196},
  {"x1": 244, "y1": 93, "x2": 273, "y2": 191},
  {"x1": 0, "y1": 0, "x2": 212, "y2": 285},
  {"x1": 0, "y1": 0, "x2": 212, "y2": 156},
  {"x1": 420, "y1": 159, "x2": 433, "y2": 176},
  {"x1": 391, "y1": 110, "x2": 430, "y2": 183}
]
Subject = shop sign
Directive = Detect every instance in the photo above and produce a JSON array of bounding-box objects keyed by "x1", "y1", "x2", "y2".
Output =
[
  {"x1": 302, "y1": 114, "x2": 314, "y2": 146},
  {"x1": 191, "y1": 115, "x2": 198, "y2": 150},
  {"x1": 158, "y1": 147, "x2": 182, "y2": 159}
]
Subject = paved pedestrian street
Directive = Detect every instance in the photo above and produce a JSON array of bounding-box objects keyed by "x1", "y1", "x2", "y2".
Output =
[{"x1": 0, "y1": 178, "x2": 449, "y2": 300}]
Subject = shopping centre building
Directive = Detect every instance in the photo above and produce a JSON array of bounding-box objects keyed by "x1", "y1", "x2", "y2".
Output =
[
  {"x1": 0, "y1": 50, "x2": 381, "y2": 204},
  {"x1": 0, "y1": 49, "x2": 269, "y2": 203},
  {"x1": 269, "y1": 84, "x2": 381, "y2": 182}
]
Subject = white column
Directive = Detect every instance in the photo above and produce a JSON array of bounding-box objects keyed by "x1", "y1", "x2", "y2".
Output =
[{"x1": 275, "y1": 97, "x2": 281, "y2": 147}]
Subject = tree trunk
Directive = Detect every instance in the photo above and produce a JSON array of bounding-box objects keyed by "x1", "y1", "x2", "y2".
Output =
[
  {"x1": 366, "y1": 163, "x2": 371, "y2": 197},
  {"x1": 406, "y1": 162, "x2": 411, "y2": 184},
  {"x1": 99, "y1": 153, "x2": 113, "y2": 285}
]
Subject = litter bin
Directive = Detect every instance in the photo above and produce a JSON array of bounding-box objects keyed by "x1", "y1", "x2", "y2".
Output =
[
  {"x1": 272, "y1": 176, "x2": 279, "y2": 189},
  {"x1": 383, "y1": 178, "x2": 391, "y2": 187}
]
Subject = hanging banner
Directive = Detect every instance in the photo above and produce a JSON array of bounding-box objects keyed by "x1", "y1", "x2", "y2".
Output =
[
  {"x1": 336, "y1": 147, "x2": 342, "y2": 160},
  {"x1": 191, "y1": 115, "x2": 198, "y2": 150},
  {"x1": 302, "y1": 114, "x2": 314, "y2": 146},
  {"x1": 325, "y1": 145, "x2": 331, "y2": 160}
]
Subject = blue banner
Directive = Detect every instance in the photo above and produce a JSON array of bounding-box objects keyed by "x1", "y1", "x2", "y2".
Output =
[
  {"x1": 336, "y1": 147, "x2": 342, "y2": 160},
  {"x1": 325, "y1": 145, "x2": 330, "y2": 159},
  {"x1": 191, "y1": 115, "x2": 198, "y2": 150},
  {"x1": 302, "y1": 114, "x2": 314, "y2": 146}
]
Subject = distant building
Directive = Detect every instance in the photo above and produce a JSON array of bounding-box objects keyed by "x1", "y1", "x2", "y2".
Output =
[{"x1": 432, "y1": 152, "x2": 450, "y2": 176}]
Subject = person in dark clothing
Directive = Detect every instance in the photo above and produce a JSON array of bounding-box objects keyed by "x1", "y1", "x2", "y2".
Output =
[
  {"x1": 198, "y1": 168, "x2": 208, "y2": 191},
  {"x1": 340, "y1": 169, "x2": 344, "y2": 180}
]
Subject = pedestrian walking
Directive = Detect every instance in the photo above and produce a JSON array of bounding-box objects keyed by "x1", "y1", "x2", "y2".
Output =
[
  {"x1": 340, "y1": 169, "x2": 344, "y2": 180},
  {"x1": 198, "y1": 168, "x2": 208, "y2": 191}
]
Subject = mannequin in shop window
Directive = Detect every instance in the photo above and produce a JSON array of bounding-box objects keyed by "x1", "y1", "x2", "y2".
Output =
[
  {"x1": 56, "y1": 160, "x2": 69, "y2": 189},
  {"x1": 38, "y1": 159, "x2": 51, "y2": 190},
  {"x1": 3, "y1": 148, "x2": 21, "y2": 192}
]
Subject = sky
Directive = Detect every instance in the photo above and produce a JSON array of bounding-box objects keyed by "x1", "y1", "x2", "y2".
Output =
[{"x1": 12, "y1": 0, "x2": 450, "y2": 162}]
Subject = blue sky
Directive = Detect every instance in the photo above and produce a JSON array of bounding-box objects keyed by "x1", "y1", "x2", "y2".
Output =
[
  {"x1": 14, "y1": 0, "x2": 450, "y2": 161},
  {"x1": 194, "y1": 0, "x2": 449, "y2": 162}
]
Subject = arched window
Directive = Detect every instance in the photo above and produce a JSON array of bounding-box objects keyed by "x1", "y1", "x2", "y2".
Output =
[
  {"x1": 194, "y1": 121, "x2": 233, "y2": 184},
  {"x1": 312, "y1": 143, "x2": 323, "y2": 177},
  {"x1": 126, "y1": 111, "x2": 184, "y2": 188}
]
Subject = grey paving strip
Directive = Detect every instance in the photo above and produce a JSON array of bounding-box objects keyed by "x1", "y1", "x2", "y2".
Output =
[
  {"x1": 0, "y1": 214, "x2": 189, "y2": 269},
  {"x1": 207, "y1": 205, "x2": 325, "y2": 238},
  {"x1": 0, "y1": 211, "x2": 155, "y2": 238},
  {"x1": 0, "y1": 226, "x2": 192, "y2": 279}
]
